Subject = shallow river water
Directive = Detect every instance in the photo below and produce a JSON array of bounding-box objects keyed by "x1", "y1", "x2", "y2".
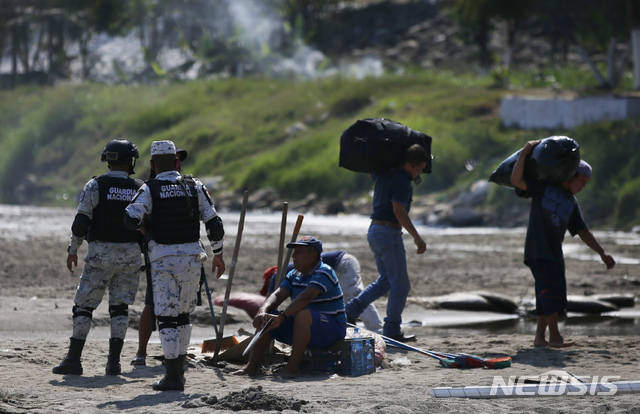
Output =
[{"x1": 1, "y1": 204, "x2": 639, "y2": 340}]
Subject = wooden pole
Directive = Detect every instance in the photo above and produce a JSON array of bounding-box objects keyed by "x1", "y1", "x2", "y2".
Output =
[{"x1": 212, "y1": 190, "x2": 249, "y2": 363}]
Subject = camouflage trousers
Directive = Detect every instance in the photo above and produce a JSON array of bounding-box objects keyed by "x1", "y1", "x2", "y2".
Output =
[
  {"x1": 151, "y1": 254, "x2": 202, "y2": 359},
  {"x1": 72, "y1": 241, "x2": 142, "y2": 340}
]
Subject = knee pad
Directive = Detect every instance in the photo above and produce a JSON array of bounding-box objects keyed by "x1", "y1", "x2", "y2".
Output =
[
  {"x1": 72, "y1": 305, "x2": 94, "y2": 320},
  {"x1": 177, "y1": 313, "x2": 190, "y2": 327},
  {"x1": 109, "y1": 304, "x2": 129, "y2": 319},
  {"x1": 157, "y1": 315, "x2": 179, "y2": 331}
]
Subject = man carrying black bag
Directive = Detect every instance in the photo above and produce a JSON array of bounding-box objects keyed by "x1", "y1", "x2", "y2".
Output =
[{"x1": 345, "y1": 144, "x2": 428, "y2": 342}]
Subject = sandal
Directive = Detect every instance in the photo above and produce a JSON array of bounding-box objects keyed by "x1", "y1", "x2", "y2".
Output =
[{"x1": 130, "y1": 356, "x2": 146, "y2": 366}]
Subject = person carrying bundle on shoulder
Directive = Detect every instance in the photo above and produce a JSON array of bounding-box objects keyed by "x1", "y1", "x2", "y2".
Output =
[
  {"x1": 345, "y1": 144, "x2": 429, "y2": 343},
  {"x1": 511, "y1": 140, "x2": 615, "y2": 348},
  {"x1": 124, "y1": 140, "x2": 225, "y2": 391}
]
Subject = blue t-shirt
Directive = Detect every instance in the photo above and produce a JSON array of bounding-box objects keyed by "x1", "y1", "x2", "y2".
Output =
[
  {"x1": 370, "y1": 168, "x2": 413, "y2": 222},
  {"x1": 269, "y1": 252, "x2": 346, "y2": 294},
  {"x1": 280, "y1": 260, "x2": 347, "y2": 325},
  {"x1": 520, "y1": 177, "x2": 588, "y2": 271}
]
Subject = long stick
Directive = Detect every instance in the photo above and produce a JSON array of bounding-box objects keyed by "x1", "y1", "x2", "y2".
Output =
[
  {"x1": 375, "y1": 327, "x2": 509, "y2": 368},
  {"x1": 213, "y1": 190, "x2": 249, "y2": 363},
  {"x1": 266, "y1": 204, "x2": 288, "y2": 363},
  {"x1": 383, "y1": 335, "x2": 450, "y2": 362},
  {"x1": 347, "y1": 323, "x2": 451, "y2": 362},
  {"x1": 141, "y1": 240, "x2": 156, "y2": 331},
  {"x1": 275, "y1": 214, "x2": 304, "y2": 288},
  {"x1": 202, "y1": 269, "x2": 218, "y2": 337},
  {"x1": 274, "y1": 203, "x2": 288, "y2": 288}
]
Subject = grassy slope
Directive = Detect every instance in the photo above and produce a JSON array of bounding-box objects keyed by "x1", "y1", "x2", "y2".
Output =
[{"x1": 1, "y1": 72, "x2": 639, "y2": 229}]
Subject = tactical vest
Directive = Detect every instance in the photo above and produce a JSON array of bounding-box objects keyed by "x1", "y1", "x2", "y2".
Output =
[
  {"x1": 87, "y1": 175, "x2": 143, "y2": 243},
  {"x1": 147, "y1": 176, "x2": 200, "y2": 245}
]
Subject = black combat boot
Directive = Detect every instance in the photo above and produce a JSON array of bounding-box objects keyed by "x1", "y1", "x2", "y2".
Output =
[
  {"x1": 105, "y1": 338, "x2": 124, "y2": 376},
  {"x1": 177, "y1": 354, "x2": 187, "y2": 385},
  {"x1": 52, "y1": 337, "x2": 85, "y2": 375},
  {"x1": 152, "y1": 358, "x2": 184, "y2": 391}
]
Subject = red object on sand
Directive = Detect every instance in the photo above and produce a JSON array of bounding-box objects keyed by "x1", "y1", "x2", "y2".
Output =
[
  {"x1": 260, "y1": 266, "x2": 278, "y2": 297},
  {"x1": 213, "y1": 292, "x2": 266, "y2": 318}
]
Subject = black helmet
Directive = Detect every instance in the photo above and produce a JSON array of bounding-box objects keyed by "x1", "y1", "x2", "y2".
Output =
[{"x1": 101, "y1": 139, "x2": 139, "y2": 174}]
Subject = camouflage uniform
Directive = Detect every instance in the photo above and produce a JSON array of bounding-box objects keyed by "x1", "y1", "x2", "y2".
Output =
[
  {"x1": 67, "y1": 172, "x2": 142, "y2": 341},
  {"x1": 126, "y1": 170, "x2": 223, "y2": 360},
  {"x1": 53, "y1": 139, "x2": 142, "y2": 377}
]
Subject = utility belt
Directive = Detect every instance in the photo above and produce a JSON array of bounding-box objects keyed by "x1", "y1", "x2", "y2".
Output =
[{"x1": 371, "y1": 220, "x2": 402, "y2": 230}]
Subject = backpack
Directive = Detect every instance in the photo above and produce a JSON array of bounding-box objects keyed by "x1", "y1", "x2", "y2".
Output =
[{"x1": 339, "y1": 118, "x2": 433, "y2": 174}]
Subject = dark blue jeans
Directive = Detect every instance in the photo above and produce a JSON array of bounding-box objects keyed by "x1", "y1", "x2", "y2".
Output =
[{"x1": 346, "y1": 224, "x2": 410, "y2": 337}]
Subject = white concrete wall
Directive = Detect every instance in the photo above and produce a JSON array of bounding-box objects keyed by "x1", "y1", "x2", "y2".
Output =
[{"x1": 500, "y1": 95, "x2": 640, "y2": 129}]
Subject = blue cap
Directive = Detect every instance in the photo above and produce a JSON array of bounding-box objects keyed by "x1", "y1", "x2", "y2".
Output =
[
  {"x1": 577, "y1": 159, "x2": 592, "y2": 178},
  {"x1": 286, "y1": 236, "x2": 323, "y2": 254}
]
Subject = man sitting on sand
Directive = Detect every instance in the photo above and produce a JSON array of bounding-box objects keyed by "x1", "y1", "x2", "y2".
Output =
[
  {"x1": 233, "y1": 236, "x2": 347, "y2": 378},
  {"x1": 261, "y1": 250, "x2": 383, "y2": 333},
  {"x1": 511, "y1": 140, "x2": 615, "y2": 348}
]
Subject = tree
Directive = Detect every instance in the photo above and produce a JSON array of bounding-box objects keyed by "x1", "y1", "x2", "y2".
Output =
[
  {"x1": 536, "y1": 0, "x2": 630, "y2": 89},
  {"x1": 443, "y1": 0, "x2": 537, "y2": 71},
  {"x1": 441, "y1": 0, "x2": 498, "y2": 70},
  {"x1": 0, "y1": 0, "x2": 126, "y2": 86},
  {"x1": 276, "y1": 0, "x2": 342, "y2": 46},
  {"x1": 626, "y1": 0, "x2": 640, "y2": 89}
]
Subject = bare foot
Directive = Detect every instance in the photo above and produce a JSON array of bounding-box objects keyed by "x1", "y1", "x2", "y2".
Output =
[
  {"x1": 548, "y1": 339, "x2": 575, "y2": 348},
  {"x1": 273, "y1": 368, "x2": 300, "y2": 379},
  {"x1": 534, "y1": 340, "x2": 548, "y2": 347},
  {"x1": 231, "y1": 366, "x2": 260, "y2": 376}
]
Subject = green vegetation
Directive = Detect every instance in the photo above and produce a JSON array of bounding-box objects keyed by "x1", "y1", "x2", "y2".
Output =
[{"x1": 1, "y1": 70, "x2": 639, "y2": 229}]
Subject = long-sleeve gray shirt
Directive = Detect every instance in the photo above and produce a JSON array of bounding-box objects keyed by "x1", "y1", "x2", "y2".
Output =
[{"x1": 125, "y1": 171, "x2": 223, "y2": 262}]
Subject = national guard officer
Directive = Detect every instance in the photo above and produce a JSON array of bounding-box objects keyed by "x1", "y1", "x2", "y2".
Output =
[
  {"x1": 124, "y1": 140, "x2": 225, "y2": 391},
  {"x1": 53, "y1": 139, "x2": 143, "y2": 376}
]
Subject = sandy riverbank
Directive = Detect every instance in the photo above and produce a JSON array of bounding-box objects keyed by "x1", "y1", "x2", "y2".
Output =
[{"x1": 1, "y1": 206, "x2": 639, "y2": 413}]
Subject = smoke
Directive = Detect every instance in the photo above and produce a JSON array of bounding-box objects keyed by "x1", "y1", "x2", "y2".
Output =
[
  {"x1": 2, "y1": 0, "x2": 384, "y2": 83},
  {"x1": 226, "y1": 0, "x2": 283, "y2": 48},
  {"x1": 224, "y1": 0, "x2": 384, "y2": 80}
]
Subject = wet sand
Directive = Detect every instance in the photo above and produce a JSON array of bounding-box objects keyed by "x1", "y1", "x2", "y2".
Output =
[{"x1": 1, "y1": 205, "x2": 639, "y2": 413}]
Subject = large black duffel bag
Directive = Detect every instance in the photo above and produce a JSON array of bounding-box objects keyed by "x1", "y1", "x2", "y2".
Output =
[
  {"x1": 489, "y1": 136, "x2": 580, "y2": 188},
  {"x1": 339, "y1": 118, "x2": 433, "y2": 174}
]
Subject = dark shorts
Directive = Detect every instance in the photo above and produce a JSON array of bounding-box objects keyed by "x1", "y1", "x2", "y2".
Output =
[
  {"x1": 526, "y1": 259, "x2": 567, "y2": 316},
  {"x1": 144, "y1": 266, "x2": 205, "y2": 306},
  {"x1": 269, "y1": 309, "x2": 346, "y2": 350}
]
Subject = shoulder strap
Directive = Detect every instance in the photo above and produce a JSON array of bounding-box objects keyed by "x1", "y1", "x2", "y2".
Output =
[{"x1": 176, "y1": 174, "x2": 196, "y2": 218}]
